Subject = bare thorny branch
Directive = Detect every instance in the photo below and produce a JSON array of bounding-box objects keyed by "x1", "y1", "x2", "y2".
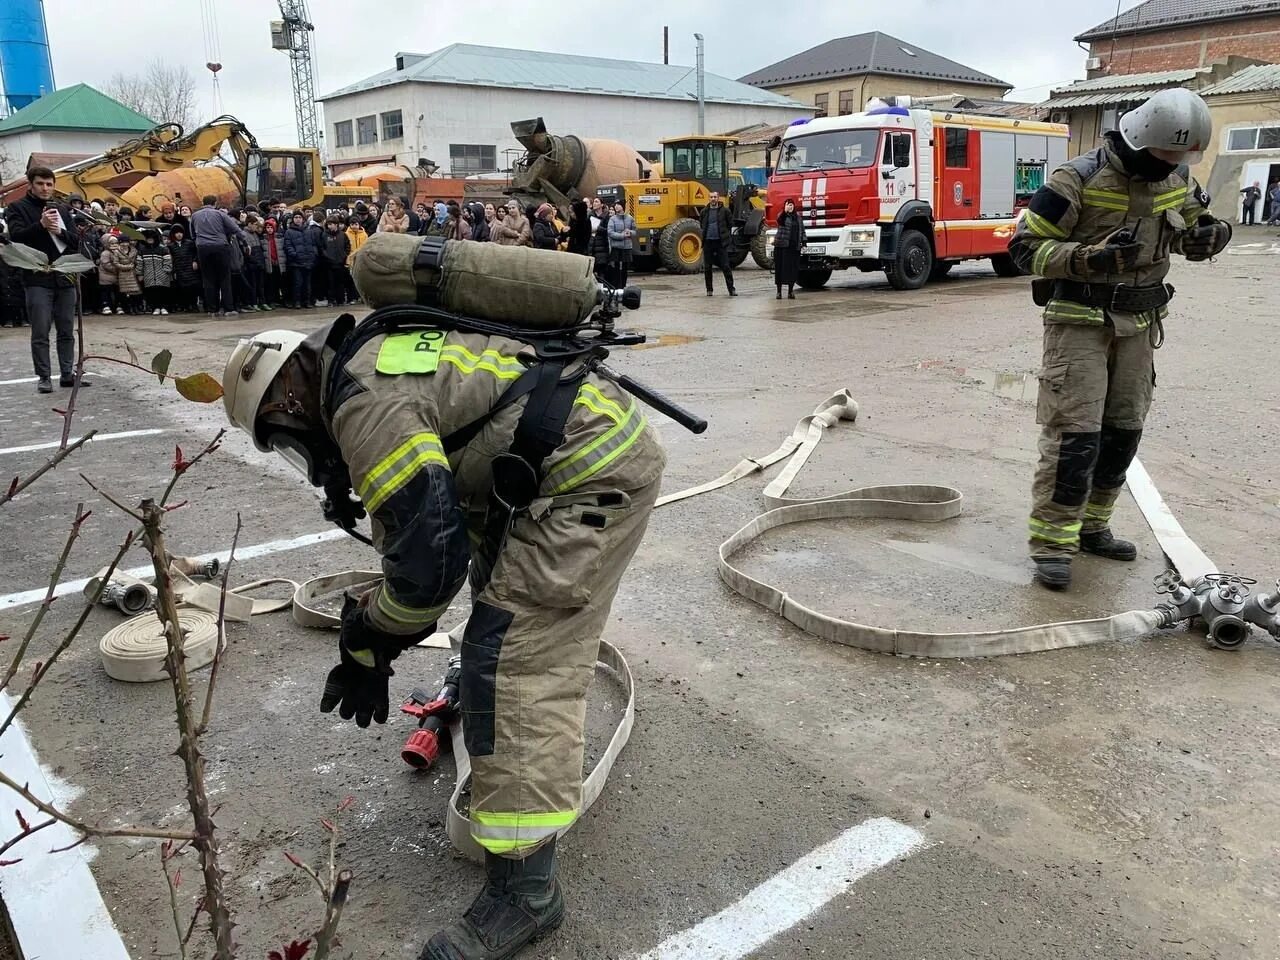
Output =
[
  {"x1": 286, "y1": 797, "x2": 356, "y2": 960},
  {"x1": 0, "y1": 281, "x2": 93, "y2": 510}
]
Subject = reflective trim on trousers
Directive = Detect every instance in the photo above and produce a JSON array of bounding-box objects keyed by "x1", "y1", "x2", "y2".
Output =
[{"x1": 1028, "y1": 517, "x2": 1082, "y2": 545}]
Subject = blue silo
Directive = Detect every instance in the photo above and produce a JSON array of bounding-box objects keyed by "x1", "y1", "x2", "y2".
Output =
[{"x1": 0, "y1": 0, "x2": 55, "y2": 114}]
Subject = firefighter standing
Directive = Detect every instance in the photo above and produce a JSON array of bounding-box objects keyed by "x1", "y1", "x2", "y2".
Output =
[
  {"x1": 1009, "y1": 89, "x2": 1231, "y2": 590},
  {"x1": 223, "y1": 310, "x2": 665, "y2": 958}
]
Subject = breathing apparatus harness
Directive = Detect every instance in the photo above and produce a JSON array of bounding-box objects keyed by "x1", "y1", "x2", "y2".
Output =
[{"x1": 315, "y1": 278, "x2": 706, "y2": 548}]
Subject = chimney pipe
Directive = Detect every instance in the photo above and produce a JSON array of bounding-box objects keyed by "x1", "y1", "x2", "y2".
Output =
[
  {"x1": 663, "y1": 26, "x2": 669, "y2": 64},
  {"x1": 694, "y1": 33, "x2": 705, "y2": 135}
]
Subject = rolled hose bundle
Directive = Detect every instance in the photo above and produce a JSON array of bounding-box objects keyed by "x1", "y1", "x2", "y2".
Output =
[{"x1": 351, "y1": 233, "x2": 599, "y2": 328}]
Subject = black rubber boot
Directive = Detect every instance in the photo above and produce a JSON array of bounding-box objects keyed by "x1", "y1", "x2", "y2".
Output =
[
  {"x1": 1033, "y1": 557, "x2": 1072, "y2": 591},
  {"x1": 1079, "y1": 529, "x2": 1137, "y2": 561},
  {"x1": 420, "y1": 840, "x2": 563, "y2": 960}
]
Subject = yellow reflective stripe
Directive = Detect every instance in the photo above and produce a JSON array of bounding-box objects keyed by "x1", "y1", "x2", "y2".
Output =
[
  {"x1": 545, "y1": 401, "x2": 647, "y2": 495},
  {"x1": 439, "y1": 345, "x2": 524, "y2": 381},
  {"x1": 1082, "y1": 187, "x2": 1126, "y2": 200},
  {"x1": 375, "y1": 589, "x2": 451, "y2": 626},
  {"x1": 1152, "y1": 189, "x2": 1188, "y2": 214},
  {"x1": 574, "y1": 383, "x2": 626, "y2": 423},
  {"x1": 1081, "y1": 189, "x2": 1128, "y2": 211},
  {"x1": 348, "y1": 647, "x2": 376, "y2": 668},
  {"x1": 471, "y1": 809, "x2": 577, "y2": 853},
  {"x1": 1082, "y1": 199, "x2": 1128, "y2": 211},
  {"x1": 1031, "y1": 240, "x2": 1057, "y2": 275},
  {"x1": 1083, "y1": 503, "x2": 1114, "y2": 522},
  {"x1": 359, "y1": 432, "x2": 448, "y2": 512},
  {"x1": 472, "y1": 810, "x2": 578, "y2": 829},
  {"x1": 1023, "y1": 211, "x2": 1067, "y2": 239},
  {"x1": 1044, "y1": 300, "x2": 1103, "y2": 322},
  {"x1": 1028, "y1": 518, "x2": 1081, "y2": 544}
]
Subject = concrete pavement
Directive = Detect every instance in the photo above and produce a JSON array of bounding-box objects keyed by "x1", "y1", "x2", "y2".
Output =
[{"x1": 0, "y1": 253, "x2": 1276, "y2": 958}]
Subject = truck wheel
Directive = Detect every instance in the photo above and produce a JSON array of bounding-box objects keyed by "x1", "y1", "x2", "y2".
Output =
[
  {"x1": 750, "y1": 231, "x2": 773, "y2": 270},
  {"x1": 729, "y1": 246, "x2": 749, "y2": 268},
  {"x1": 929, "y1": 261, "x2": 955, "y2": 280},
  {"x1": 884, "y1": 229, "x2": 932, "y2": 290},
  {"x1": 659, "y1": 219, "x2": 703, "y2": 273},
  {"x1": 990, "y1": 253, "x2": 1024, "y2": 277},
  {"x1": 796, "y1": 268, "x2": 832, "y2": 290}
]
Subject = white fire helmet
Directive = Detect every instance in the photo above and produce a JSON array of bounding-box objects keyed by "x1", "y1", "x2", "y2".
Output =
[
  {"x1": 223, "y1": 330, "x2": 307, "y2": 449},
  {"x1": 1119, "y1": 88, "x2": 1212, "y2": 163}
]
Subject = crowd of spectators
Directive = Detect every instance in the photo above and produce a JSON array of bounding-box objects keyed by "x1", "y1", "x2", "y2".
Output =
[{"x1": 1, "y1": 170, "x2": 646, "y2": 334}]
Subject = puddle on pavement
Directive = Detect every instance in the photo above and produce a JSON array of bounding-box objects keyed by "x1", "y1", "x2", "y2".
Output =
[
  {"x1": 628, "y1": 333, "x2": 705, "y2": 350},
  {"x1": 916, "y1": 360, "x2": 1038, "y2": 403},
  {"x1": 881, "y1": 538, "x2": 1027, "y2": 585}
]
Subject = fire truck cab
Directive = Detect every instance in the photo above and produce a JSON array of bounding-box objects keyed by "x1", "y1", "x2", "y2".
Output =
[{"x1": 766, "y1": 104, "x2": 1069, "y2": 290}]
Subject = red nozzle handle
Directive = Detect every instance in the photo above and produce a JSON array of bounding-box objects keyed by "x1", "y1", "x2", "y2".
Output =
[{"x1": 402, "y1": 728, "x2": 442, "y2": 769}]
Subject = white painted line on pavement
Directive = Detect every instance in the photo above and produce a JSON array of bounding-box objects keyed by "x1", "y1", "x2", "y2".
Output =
[
  {"x1": 0, "y1": 691, "x2": 132, "y2": 959},
  {"x1": 631, "y1": 817, "x2": 927, "y2": 960},
  {"x1": 0, "y1": 528, "x2": 349, "y2": 610},
  {"x1": 0, "y1": 370, "x2": 111, "y2": 386},
  {"x1": 0, "y1": 428, "x2": 165, "y2": 456}
]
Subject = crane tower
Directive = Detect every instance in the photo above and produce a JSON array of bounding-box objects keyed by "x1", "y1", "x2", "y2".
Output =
[{"x1": 270, "y1": 0, "x2": 319, "y2": 148}]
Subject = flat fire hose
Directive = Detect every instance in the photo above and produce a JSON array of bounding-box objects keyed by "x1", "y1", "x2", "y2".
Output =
[
  {"x1": 664, "y1": 389, "x2": 1184, "y2": 659},
  {"x1": 98, "y1": 572, "x2": 296, "y2": 683},
  {"x1": 291, "y1": 575, "x2": 636, "y2": 863}
]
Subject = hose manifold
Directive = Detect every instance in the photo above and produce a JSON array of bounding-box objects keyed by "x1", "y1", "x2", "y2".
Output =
[{"x1": 1152, "y1": 570, "x2": 1280, "y2": 649}]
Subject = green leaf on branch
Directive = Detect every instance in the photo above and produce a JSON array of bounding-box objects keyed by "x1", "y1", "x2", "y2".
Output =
[
  {"x1": 0, "y1": 243, "x2": 51, "y2": 271},
  {"x1": 51, "y1": 253, "x2": 96, "y2": 275},
  {"x1": 115, "y1": 222, "x2": 145, "y2": 242},
  {"x1": 151, "y1": 349, "x2": 172, "y2": 384},
  {"x1": 124, "y1": 341, "x2": 139, "y2": 366},
  {"x1": 173, "y1": 372, "x2": 224, "y2": 403}
]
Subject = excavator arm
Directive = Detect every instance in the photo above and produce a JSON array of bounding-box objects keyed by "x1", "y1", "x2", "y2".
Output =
[{"x1": 52, "y1": 116, "x2": 258, "y2": 205}]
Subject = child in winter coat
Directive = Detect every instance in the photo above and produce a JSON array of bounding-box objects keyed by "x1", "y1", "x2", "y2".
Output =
[
  {"x1": 262, "y1": 218, "x2": 288, "y2": 307},
  {"x1": 167, "y1": 226, "x2": 200, "y2": 312},
  {"x1": 97, "y1": 235, "x2": 120, "y2": 315},
  {"x1": 244, "y1": 219, "x2": 272, "y2": 311},
  {"x1": 112, "y1": 239, "x2": 143, "y2": 315},
  {"x1": 137, "y1": 230, "x2": 173, "y2": 315},
  {"x1": 344, "y1": 216, "x2": 366, "y2": 303}
]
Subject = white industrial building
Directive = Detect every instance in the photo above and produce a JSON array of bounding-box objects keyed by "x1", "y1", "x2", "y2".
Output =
[{"x1": 317, "y1": 44, "x2": 812, "y2": 174}]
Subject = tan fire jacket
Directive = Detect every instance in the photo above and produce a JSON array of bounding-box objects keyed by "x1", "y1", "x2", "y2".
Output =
[
  {"x1": 1009, "y1": 136, "x2": 1212, "y2": 336},
  {"x1": 323, "y1": 328, "x2": 664, "y2": 636}
]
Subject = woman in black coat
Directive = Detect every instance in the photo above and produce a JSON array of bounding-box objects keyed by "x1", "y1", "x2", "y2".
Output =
[
  {"x1": 567, "y1": 199, "x2": 592, "y2": 255},
  {"x1": 772, "y1": 198, "x2": 806, "y2": 299}
]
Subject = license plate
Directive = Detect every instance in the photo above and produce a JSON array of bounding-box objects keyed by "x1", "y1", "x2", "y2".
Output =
[
  {"x1": 848, "y1": 249, "x2": 864, "y2": 257},
  {"x1": 801, "y1": 245, "x2": 825, "y2": 256}
]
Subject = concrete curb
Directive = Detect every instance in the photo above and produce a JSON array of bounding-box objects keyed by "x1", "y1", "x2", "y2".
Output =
[{"x1": 0, "y1": 692, "x2": 131, "y2": 959}]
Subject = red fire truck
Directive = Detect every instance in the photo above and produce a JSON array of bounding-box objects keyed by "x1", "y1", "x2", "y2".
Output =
[{"x1": 765, "y1": 105, "x2": 1070, "y2": 289}]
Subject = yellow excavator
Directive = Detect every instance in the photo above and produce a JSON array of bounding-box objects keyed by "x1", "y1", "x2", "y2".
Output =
[{"x1": 38, "y1": 115, "x2": 374, "y2": 214}]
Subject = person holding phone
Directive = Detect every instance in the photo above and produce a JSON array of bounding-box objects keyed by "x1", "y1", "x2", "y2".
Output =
[{"x1": 4, "y1": 165, "x2": 83, "y2": 393}]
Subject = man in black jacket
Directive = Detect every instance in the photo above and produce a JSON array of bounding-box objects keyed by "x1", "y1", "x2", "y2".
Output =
[
  {"x1": 698, "y1": 192, "x2": 737, "y2": 297},
  {"x1": 5, "y1": 166, "x2": 82, "y2": 393}
]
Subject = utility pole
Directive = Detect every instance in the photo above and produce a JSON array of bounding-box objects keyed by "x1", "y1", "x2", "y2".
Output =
[
  {"x1": 271, "y1": 0, "x2": 320, "y2": 148},
  {"x1": 694, "y1": 33, "x2": 705, "y2": 135}
]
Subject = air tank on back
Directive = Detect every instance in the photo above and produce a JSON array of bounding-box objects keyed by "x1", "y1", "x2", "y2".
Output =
[
  {"x1": 508, "y1": 117, "x2": 650, "y2": 212},
  {"x1": 0, "y1": 0, "x2": 55, "y2": 113}
]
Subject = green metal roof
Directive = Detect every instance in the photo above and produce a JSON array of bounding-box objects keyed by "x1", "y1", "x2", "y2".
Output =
[
  {"x1": 319, "y1": 44, "x2": 806, "y2": 109},
  {"x1": 0, "y1": 84, "x2": 155, "y2": 135}
]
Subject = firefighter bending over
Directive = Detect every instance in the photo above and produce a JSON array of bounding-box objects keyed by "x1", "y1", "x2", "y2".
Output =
[
  {"x1": 222, "y1": 254, "x2": 666, "y2": 958},
  {"x1": 1009, "y1": 89, "x2": 1231, "y2": 590}
]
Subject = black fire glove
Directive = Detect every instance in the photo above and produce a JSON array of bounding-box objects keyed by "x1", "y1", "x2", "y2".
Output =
[
  {"x1": 1181, "y1": 214, "x2": 1231, "y2": 262},
  {"x1": 318, "y1": 594, "x2": 430, "y2": 728},
  {"x1": 1082, "y1": 229, "x2": 1142, "y2": 275}
]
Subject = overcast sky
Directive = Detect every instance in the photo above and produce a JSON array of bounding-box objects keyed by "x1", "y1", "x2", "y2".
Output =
[{"x1": 41, "y1": 0, "x2": 1145, "y2": 146}]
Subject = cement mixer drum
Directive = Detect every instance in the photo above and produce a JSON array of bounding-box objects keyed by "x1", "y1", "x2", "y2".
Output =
[{"x1": 509, "y1": 117, "x2": 650, "y2": 206}]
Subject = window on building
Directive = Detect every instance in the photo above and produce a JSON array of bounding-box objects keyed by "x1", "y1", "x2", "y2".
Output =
[
  {"x1": 814, "y1": 92, "x2": 829, "y2": 118},
  {"x1": 838, "y1": 89, "x2": 854, "y2": 115},
  {"x1": 945, "y1": 127, "x2": 969, "y2": 167},
  {"x1": 381, "y1": 110, "x2": 404, "y2": 141},
  {"x1": 333, "y1": 120, "x2": 354, "y2": 148},
  {"x1": 449, "y1": 143, "x2": 497, "y2": 174},
  {"x1": 1224, "y1": 125, "x2": 1280, "y2": 151},
  {"x1": 357, "y1": 115, "x2": 378, "y2": 145},
  {"x1": 1228, "y1": 127, "x2": 1260, "y2": 151}
]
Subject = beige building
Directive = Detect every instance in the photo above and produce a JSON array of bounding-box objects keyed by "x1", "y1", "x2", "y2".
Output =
[
  {"x1": 1038, "y1": 57, "x2": 1280, "y2": 221},
  {"x1": 739, "y1": 31, "x2": 1011, "y2": 119}
]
